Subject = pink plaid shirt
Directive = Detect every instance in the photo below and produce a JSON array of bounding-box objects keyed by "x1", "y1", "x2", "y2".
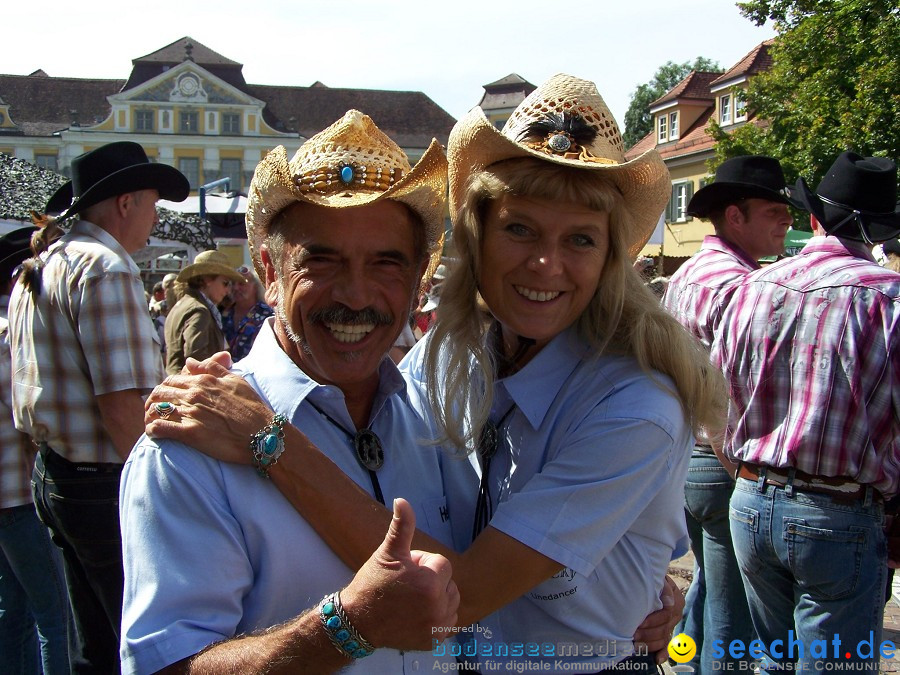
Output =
[
  {"x1": 711, "y1": 236, "x2": 900, "y2": 497},
  {"x1": 8, "y1": 221, "x2": 165, "y2": 464},
  {"x1": 663, "y1": 235, "x2": 760, "y2": 350}
]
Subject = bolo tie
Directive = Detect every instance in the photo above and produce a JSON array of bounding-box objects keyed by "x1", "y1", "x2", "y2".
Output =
[
  {"x1": 471, "y1": 403, "x2": 516, "y2": 542},
  {"x1": 304, "y1": 399, "x2": 386, "y2": 505},
  {"x1": 471, "y1": 328, "x2": 533, "y2": 541}
]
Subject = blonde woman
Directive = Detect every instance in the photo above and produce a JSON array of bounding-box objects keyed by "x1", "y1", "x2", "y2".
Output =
[{"x1": 146, "y1": 77, "x2": 724, "y2": 672}]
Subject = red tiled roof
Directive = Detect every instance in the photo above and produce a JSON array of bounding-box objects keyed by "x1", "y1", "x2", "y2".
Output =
[
  {"x1": 650, "y1": 71, "x2": 720, "y2": 108},
  {"x1": 710, "y1": 39, "x2": 775, "y2": 88},
  {"x1": 624, "y1": 108, "x2": 716, "y2": 162}
]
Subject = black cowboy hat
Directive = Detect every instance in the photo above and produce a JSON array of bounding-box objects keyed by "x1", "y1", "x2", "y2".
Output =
[
  {"x1": 687, "y1": 155, "x2": 802, "y2": 218},
  {"x1": 883, "y1": 237, "x2": 900, "y2": 257},
  {"x1": 46, "y1": 141, "x2": 189, "y2": 220},
  {"x1": 0, "y1": 226, "x2": 38, "y2": 278},
  {"x1": 793, "y1": 152, "x2": 900, "y2": 244}
]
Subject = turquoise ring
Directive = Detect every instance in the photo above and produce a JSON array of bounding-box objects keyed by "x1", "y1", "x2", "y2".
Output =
[{"x1": 153, "y1": 401, "x2": 176, "y2": 419}]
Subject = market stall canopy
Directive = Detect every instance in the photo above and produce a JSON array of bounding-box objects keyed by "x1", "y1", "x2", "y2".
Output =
[{"x1": 158, "y1": 193, "x2": 247, "y2": 215}]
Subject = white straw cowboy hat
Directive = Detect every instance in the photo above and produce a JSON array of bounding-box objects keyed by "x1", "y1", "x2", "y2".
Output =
[
  {"x1": 245, "y1": 110, "x2": 448, "y2": 281},
  {"x1": 448, "y1": 73, "x2": 670, "y2": 257},
  {"x1": 177, "y1": 249, "x2": 247, "y2": 284}
]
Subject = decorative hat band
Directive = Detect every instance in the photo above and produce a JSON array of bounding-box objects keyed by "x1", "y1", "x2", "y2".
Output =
[
  {"x1": 294, "y1": 162, "x2": 405, "y2": 195},
  {"x1": 517, "y1": 111, "x2": 619, "y2": 165}
]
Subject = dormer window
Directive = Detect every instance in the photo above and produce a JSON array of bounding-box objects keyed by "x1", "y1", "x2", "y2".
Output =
[
  {"x1": 720, "y1": 95, "x2": 732, "y2": 125},
  {"x1": 669, "y1": 111, "x2": 679, "y2": 140},
  {"x1": 658, "y1": 114, "x2": 668, "y2": 143},
  {"x1": 735, "y1": 94, "x2": 748, "y2": 122},
  {"x1": 657, "y1": 111, "x2": 679, "y2": 143}
]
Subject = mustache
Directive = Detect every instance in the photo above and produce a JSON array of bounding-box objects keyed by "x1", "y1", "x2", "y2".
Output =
[{"x1": 308, "y1": 305, "x2": 394, "y2": 327}]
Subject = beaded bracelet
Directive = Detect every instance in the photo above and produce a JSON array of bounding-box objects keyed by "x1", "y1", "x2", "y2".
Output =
[
  {"x1": 319, "y1": 592, "x2": 375, "y2": 660},
  {"x1": 250, "y1": 413, "x2": 287, "y2": 478}
]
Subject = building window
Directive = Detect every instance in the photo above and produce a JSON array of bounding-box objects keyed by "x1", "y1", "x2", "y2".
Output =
[
  {"x1": 222, "y1": 113, "x2": 241, "y2": 135},
  {"x1": 657, "y1": 114, "x2": 668, "y2": 143},
  {"x1": 220, "y1": 158, "x2": 242, "y2": 192},
  {"x1": 720, "y1": 95, "x2": 732, "y2": 125},
  {"x1": 669, "y1": 111, "x2": 679, "y2": 140},
  {"x1": 667, "y1": 181, "x2": 694, "y2": 223},
  {"x1": 136, "y1": 110, "x2": 154, "y2": 132},
  {"x1": 179, "y1": 158, "x2": 200, "y2": 190},
  {"x1": 180, "y1": 111, "x2": 199, "y2": 133},
  {"x1": 34, "y1": 154, "x2": 58, "y2": 171},
  {"x1": 735, "y1": 94, "x2": 748, "y2": 122}
]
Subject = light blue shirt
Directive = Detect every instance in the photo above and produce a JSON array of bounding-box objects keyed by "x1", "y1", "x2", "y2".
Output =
[
  {"x1": 403, "y1": 327, "x2": 692, "y2": 670},
  {"x1": 120, "y1": 319, "x2": 455, "y2": 674}
]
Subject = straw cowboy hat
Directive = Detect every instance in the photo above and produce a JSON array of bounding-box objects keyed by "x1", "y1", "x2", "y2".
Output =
[
  {"x1": 46, "y1": 141, "x2": 189, "y2": 220},
  {"x1": 687, "y1": 155, "x2": 802, "y2": 218},
  {"x1": 177, "y1": 250, "x2": 247, "y2": 284},
  {"x1": 793, "y1": 151, "x2": 900, "y2": 244},
  {"x1": 245, "y1": 110, "x2": 448, "y2": 281},
  {"x1": 448, "y1": 73, "x2": 670, "y2": 258}
]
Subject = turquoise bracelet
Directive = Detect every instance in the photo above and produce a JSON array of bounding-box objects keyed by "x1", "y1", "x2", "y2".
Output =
[
  {"x1": 319, "y1": 592, "x2": 374, "y2": 660},
  {"x1": 250, "y1": 413, "x2": 287, "y2": 478}
]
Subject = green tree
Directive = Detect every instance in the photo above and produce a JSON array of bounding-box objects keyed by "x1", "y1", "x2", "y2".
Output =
[
  {"x1": 623, "y1": 57, "x2": 722, "y2": 149},
  {"x1": 711, "y1": 0, "x2": 900, "y2": 190}
]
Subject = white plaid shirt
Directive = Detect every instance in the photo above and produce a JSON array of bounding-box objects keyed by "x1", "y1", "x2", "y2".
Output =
[
  {"x1": 8, "y1": 220, "x2": 164, "y2": 464},
  {"x1": 711, "y1": 236, "x2": 900, "y2": 497},
  {"x1": 0, "y1": 295, "x2": 36, "y2": 508}
]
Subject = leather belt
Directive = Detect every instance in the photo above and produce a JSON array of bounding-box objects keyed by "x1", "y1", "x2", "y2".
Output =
[{"x1": 737, "y1": 463, "x2": 879, "y2": 502}]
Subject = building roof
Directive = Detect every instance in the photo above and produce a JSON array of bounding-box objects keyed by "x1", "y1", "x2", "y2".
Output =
[
  {"x1": 477, "y1": 73, "x2": 537, "y2": 112},
  {"x1": 710, "y1": 39, "x2": 774, "y2": 89},
  {"x1": 123, "y1": 37, "x2": 247, "y2": 92},
  {"x1": 0, "y1": 37, "x2": 455, "y2": 147},
  {"x1": 650, "y1": 71, "x2": 719, "y2": 109},
  {"x1": 625, "y1": 108, "x2": 716, "y2": 162},
  {"x1": 247, "y1": 84, "x2": 455, "y2": 147},
  {"x1": 484, "y1": 73, "x2": 533, "y2": 88},
  {"x1": 0, "y1": 73, "x2": 124, "y2": 135}
]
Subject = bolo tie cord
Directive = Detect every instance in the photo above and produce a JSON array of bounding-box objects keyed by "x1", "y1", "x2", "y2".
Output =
[{"x1": 304, "y1": 399, "x2": 386, "y2": 506}]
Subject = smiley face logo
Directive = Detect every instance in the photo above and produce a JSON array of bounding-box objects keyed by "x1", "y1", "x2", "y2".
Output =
[{"x1": 668, "y1": 633, "x2": 697, "y2": 663}]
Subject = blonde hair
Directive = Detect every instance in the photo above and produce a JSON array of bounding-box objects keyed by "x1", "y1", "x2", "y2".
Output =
[
  {"x1": 885, "y1": 253, "x2": 900, "y2": 274},
  {"x1": 425, "y1": 158, "x2": 727, "y2": 451}
]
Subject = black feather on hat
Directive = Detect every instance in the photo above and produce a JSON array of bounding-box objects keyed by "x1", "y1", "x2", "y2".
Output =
[{"x1": 792, "y1": 152, "x2": 900, "y2": 244}]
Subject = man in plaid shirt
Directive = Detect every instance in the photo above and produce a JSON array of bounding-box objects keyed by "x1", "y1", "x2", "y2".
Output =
[
  {"x1": 711, "y1": 152, "x2": 900, "y2": 671},
  {"x1": 662, "y1": 155, "x2": 800, "y2": 673},
  {"x1": 8, "y1": 142, "x2": 188, "y2": 673}
]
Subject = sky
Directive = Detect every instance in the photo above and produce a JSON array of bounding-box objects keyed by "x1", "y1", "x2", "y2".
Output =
[{"x1": 5, "y1": 0, "x2": 776, "y2": 132}]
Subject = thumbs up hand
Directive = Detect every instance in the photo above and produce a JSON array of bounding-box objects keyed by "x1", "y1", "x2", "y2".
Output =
[{"x1": 339, "y1": 498, "x2": 460, "y2": 651}]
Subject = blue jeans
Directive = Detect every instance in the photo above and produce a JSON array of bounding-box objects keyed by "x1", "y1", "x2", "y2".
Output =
[
  {"x1": 730, "y1": 475, "x2": 886, "y2": 672},
  {"x1": 0, "y1": 502, "x2": 70, "y2": 674},
  {"x1": 33, "y1": 447, "x2": 124, "y2": 674},
  {"x1": 678, "y1": 451, "x2": 754, "y2": 674}
]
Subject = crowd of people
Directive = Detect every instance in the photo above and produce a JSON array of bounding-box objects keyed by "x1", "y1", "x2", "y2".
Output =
[{"x1": 0, "y1": 71, "x2": 896, "y2": 675}]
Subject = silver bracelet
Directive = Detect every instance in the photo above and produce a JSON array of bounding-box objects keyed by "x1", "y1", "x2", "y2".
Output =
[{"x1": 318, "y1": 592, "x2": 375, "y2": 659}]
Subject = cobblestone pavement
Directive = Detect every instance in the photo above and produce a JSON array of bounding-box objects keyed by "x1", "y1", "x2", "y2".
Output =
[{"x1": 667, "y1": 552, "x2": 900, "y2": 672}]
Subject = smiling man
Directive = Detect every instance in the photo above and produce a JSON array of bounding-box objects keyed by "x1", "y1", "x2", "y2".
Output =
[{"x1": 119, "y1": 111, "x2": 458, "y2": 674}]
